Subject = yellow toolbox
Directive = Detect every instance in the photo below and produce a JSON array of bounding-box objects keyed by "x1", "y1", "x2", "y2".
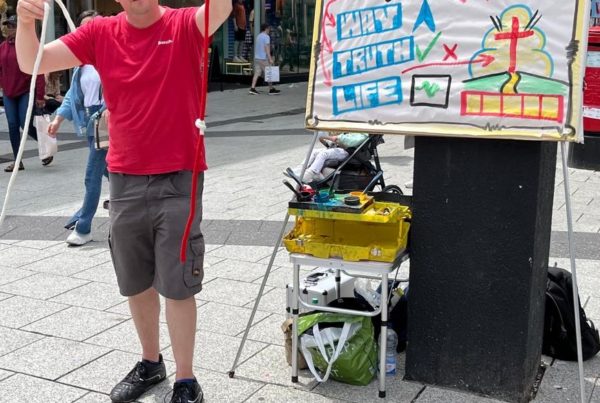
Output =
[{"x1": 284, "y1": 202, "x2": 411, "y2": 262}]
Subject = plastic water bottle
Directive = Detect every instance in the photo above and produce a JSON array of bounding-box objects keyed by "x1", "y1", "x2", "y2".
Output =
[{"x1": 385, "y1": 329, "x2": 398, "y2": 376}]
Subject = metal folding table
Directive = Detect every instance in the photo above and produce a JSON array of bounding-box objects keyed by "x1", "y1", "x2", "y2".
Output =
[{"x1": 289, "y1": 251, "x2": 409, "y2": 398}]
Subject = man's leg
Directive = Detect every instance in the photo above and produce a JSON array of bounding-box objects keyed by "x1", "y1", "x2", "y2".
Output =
[
  {"x1": 129, "y1": 287, "x2": 161, "y2": 362},
  {"x1": 165, "y1": 296, "x2": 197, "y2": 380},
  {"x1": 17, "y1": 93, "x2": 37, "y2": 141},
  {"x1": 251, "y1": 67, "x2": 261, "y2": 89}
]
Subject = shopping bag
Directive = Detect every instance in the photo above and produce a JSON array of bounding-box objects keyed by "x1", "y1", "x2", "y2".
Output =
[
  {"x1": 35, "y1": 114, "x2": 57, "y2": 160},
  {"x1": 94, "y1": 111, "x2": 109, "y2": 151},
  {"x1": 298, "y1": 312, "x2": 377, "y2": 385},
  {"x1": 265, "y1": 65, "x2": 280, "y2": 82}
]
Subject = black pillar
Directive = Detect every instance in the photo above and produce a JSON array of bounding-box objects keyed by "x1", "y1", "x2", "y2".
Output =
[{"x1": 405, "y1": 136, "x2": 557, "y2": 403}]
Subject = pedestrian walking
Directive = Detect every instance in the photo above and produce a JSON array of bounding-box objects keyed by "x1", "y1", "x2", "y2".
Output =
[
  {"x1": 46, "y1": 10, "x2": 107, "y2": 247},
  {"x1": 249, "y1": 23, "x2": 280, "y2": 95},
  {"x1": 0, "y1": 15, "x2": 52, "y2": 172}
]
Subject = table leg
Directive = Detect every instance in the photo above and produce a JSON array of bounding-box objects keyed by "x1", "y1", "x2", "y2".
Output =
[
  {"x1": 335, "y1": 269, "x2": 341, "y2": 299},
  {"x1": 291, "y1": 262, "x2": 300, "y2": 383},
  {"x1": 379, "y1": 272, "x2": 389, "y2": 398}
]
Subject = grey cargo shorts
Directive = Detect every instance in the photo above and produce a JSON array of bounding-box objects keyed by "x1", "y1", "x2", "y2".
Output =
[{"x1": 108, "y1": 171, "x2": 205, "y2": 300}]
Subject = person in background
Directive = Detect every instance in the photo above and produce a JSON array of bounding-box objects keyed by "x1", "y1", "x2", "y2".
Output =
[
  {"x1": 285, "y1": 132, "x2": 369, "y2": 182},
  {"x1": 0, "y1": 15, "x2": 51, "y2": 172},
  {"x1": 232, "y1": 0, "x2": 247, "y2": 62},
  {"x1": 249, "y1": 23, "x2": 280, "y2": 95},
  {"x1": 47, "y1": 10, "x2": 105, "y2": 247},
  {"x1": 43, "y1": 70, "x2": 63, "y2": 114}
]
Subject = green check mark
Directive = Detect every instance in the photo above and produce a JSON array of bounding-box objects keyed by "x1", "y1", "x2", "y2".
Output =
[{"x1": 415, "y1": 31, "x2": 442, "y2": 62}]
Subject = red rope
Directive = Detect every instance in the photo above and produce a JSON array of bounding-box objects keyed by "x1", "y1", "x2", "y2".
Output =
[{"x1": 180, "y1": 0, "x2": 211, "y2": 262}]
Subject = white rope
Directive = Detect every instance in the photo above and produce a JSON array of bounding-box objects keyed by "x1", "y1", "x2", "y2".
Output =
[
  {"x1": 0, "y1": 0, "x2": 75, "y2": 229},
  {"x1": 195, "y1": 118, "x2": 206, "y2": 134},
  {"x1": 0, "y1": 3, "x2": 51, "y2": 228}
]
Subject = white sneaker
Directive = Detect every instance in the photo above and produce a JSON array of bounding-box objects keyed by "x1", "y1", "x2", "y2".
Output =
[
  {"x1": 66, "y1": 230, "x2": 93, "y2": 246},
  {"x1": 303, "y1": 170, "x2": 324, "y2": 183},
  {"x1": 240, "y1": 57, "x2": 248, "y2": 62},
  {"x1": 405, "y1": 181, "x2": 413, "y2": 189},
  {"x1": 233, "y1": 56, "x2": 243, "y2": 62}
]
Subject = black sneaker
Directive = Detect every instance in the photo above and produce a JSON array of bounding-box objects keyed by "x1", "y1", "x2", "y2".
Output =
[
  {"x1": 109, "y1": 355, "x2": 166, "y2": 402},
  {"x1": 269, "y1": 88, "x2": 281, "y2": 95},
  {"x1": 170, "y1": 379, "x2": 203, "y2": 403},
  {"x1": 249, "y1": 88, "x2": 260, "y2": 95}
]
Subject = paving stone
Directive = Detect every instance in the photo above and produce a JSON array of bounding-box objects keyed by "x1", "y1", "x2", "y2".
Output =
[
  {"x1": 312, "y1": 373, "x2": 422, "y2": 403},
  {"x1": 207, "y1": 245, "x2": 274, "y2": 263},
  {"x1": 59, "y1": 350, "x2": 168, "y2": 394},
  {"x1": 244, "y1": 287, "x2": 287, "y2": 315},
  {"x1": 0, "y1": 296, "x2": 68, "y2": 328},
  {"x1": 22, "y1": 306, "x2": 128, "y2": 341},
  {"x1": 244, "y1": 313, "x2": 286, "y2": 346},
  {"x1": 136, "y1": 367, "x2": 264, "y2": 403},
  {"x1": 252, "y1": 266, "x2": 311, "y2": 289},
  {"x1": 245, "y1": 384, "x2": 337, "y2": 402},
  {"x1": 0, "y1": 293, "x2": 10, "y2": 302},
  {"x1": 0, "y1": 327, "x2": 44, "y2": 356},
  {"x1": 208, "y1": 259, "x2": 271, "y2": 282},
  {"x1": 0, "y1": 246, "x2": 60, "y2": 268},
  {"x1": 72, "y1": 261, "x2": 118, "y2": 285},
  {"x1": 0, "y1": 373, "x2": 87, "y2": 403},
  {"x1": 535, "y1": 358, "x2": 599, "y2": 402},
  {"x1": 201, "y1": 255, "x2": 230, "y2": 280},
  {"x1": 0, "y1": 337, "x2": 109, "y2": 380},
  {"x1": 162, "y1": 330, "x2": 268, "y2": 374},
  {"x1": 50, "y1": 281, "x2": 126, "y2": 310},
  {"x1": 20, "y1": 253, "x2": 109, "y2": 276},
  {"x1": 235, "y1": 344, "x2": 317, "y2": 390},
  {"x1": 0, "y1": 273, "x2": 89, "y2": 300},
  {"x1": 13, "y1": 240, "x2": 63, "y2": 250},
  {"x1": 73, "y1": 392, "x2": 111, "y2": 402},
  {"x1": 0, "y1": 266, "x2": 35, "y2": 286},
  {"x1": 0, "y1": 370, "x2": 12, "y2": 381},
  {"x1": 86, "y1": 318, "x2": 173, "y2": 354},
  {"x1": 196, "y1": 302, "x2": 270, "y2": 335},
  {"x1": 415, "y1": 386, "x2": 504, "y2": 402},
  {"x1": 199, "y1": 278, "x2": 268, "y2": 307}
]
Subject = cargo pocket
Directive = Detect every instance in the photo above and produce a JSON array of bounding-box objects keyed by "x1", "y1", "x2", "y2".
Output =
[{"x1": 183, "y1": 234, "x2": 205, "y2": 288}]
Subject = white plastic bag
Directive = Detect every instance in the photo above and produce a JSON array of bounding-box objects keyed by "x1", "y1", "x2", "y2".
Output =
[
  {"x1": 265, "y1": 65, "x2": 280, "y2": 83},
  {"x1": 35, "y1": 114, "x2": 57, "y2": 160}
]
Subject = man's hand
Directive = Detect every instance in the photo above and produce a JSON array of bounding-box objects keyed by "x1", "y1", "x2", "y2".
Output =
[
  {"x1": 47, "y1": 116, "x2": 63, "y2": 137},
  {"x1": 16, "y1": 0, "x2": 46, "y2": 25},
  {"x1": 35, "y1": 99, "x2": 45, "y2": 108}
]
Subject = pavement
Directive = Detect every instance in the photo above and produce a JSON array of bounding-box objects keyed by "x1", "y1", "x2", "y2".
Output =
[{"x1": 0, "y1": 81, "x2": 598, "y2": 402}]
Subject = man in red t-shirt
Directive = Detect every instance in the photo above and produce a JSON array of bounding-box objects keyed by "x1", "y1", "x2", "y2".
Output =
[{"x1": 15, "y1": 0, "x2": 231, "y2": 401}]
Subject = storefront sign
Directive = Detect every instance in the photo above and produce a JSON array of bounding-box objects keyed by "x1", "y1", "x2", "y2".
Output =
[{"x1": 306, "y1": 0, "x2": 590, "y2": 141}]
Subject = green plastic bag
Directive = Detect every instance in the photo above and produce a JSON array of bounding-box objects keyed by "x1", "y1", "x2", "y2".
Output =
[{"x1": 298, "y1": 312, "x2": 377, "y2": 386}]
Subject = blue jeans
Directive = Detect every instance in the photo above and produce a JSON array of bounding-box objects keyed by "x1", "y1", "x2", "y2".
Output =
[
  {"x1": 3, "y1": 93, "x2": 37, "y2": 158},
  {"x1": 64, "y1": 107, "x2": 108, "y2": 235}
]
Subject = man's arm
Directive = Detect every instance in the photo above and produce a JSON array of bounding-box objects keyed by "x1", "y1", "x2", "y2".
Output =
[
  {"x1": 195, "y1": 0, "x2": 232, "y2": 36},
  {"x1": 265, "y1": 42, "x2": 273, "y2": 64},
  {"x1": 16, "y1": 0, "x2": 81, "y2": 74}
]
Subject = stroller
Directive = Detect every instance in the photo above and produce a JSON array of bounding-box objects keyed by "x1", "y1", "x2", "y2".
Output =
[{"x1": 286, "y1": 134, "x2": 403, "y2": 195}]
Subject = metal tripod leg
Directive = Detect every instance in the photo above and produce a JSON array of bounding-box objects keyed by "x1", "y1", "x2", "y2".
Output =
[
  {"x1": 560, "y1": 142, "x2": 586, "y2": 403},
  {"x1": 229, "y1": 131, "x2": 321, "y2": 377},
  {"x1": 228, "y1": 213, "x2": 290, "y2": 378}
]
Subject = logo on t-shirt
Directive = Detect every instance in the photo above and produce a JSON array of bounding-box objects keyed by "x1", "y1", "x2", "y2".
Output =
[{"x1": 157, "y1": 39, "x2": 174, "y2": 46}]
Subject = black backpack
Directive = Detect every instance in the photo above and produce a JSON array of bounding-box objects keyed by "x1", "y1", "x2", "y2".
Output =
[{"x1": 542, "y1": 266, "x2": 600, "y2": 361}]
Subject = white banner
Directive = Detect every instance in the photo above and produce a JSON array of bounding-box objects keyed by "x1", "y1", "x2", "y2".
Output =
[{"x1": 306, "y1": 0, "x2": 591, "y2": 141}]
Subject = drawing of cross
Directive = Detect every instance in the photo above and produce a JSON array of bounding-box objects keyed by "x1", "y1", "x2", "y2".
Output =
[{"x1": 494, "y1": 16, "x2": 534, "y2": 74}]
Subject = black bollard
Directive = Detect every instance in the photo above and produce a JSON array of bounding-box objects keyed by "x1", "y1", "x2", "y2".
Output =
[{"x1": 405, "y1": 136, "x2": 557, "y2": 403}]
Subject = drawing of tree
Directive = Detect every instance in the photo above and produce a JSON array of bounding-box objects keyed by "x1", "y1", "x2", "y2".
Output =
[{"x1": 469, "y1": 5, "x2": 554, "y2": 93}]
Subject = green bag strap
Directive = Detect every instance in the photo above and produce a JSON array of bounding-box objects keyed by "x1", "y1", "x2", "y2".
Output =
[{"x1": 301, "y1": 321, "x2": 352, "y2": 383}]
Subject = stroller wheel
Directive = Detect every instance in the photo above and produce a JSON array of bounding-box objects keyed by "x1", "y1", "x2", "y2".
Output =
[{"x1": 382, "y1": 185, "x2": 403, "y2": 195}]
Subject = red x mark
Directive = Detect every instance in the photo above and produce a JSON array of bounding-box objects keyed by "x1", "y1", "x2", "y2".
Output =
[{"x1": 443, "y1": 44, "x2": 458, "y2": 61}]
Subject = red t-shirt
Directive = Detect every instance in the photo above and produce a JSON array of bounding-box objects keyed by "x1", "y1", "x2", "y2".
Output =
[{"x1": 60, "y1": 7, "x2": 207, "y2": 175}]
